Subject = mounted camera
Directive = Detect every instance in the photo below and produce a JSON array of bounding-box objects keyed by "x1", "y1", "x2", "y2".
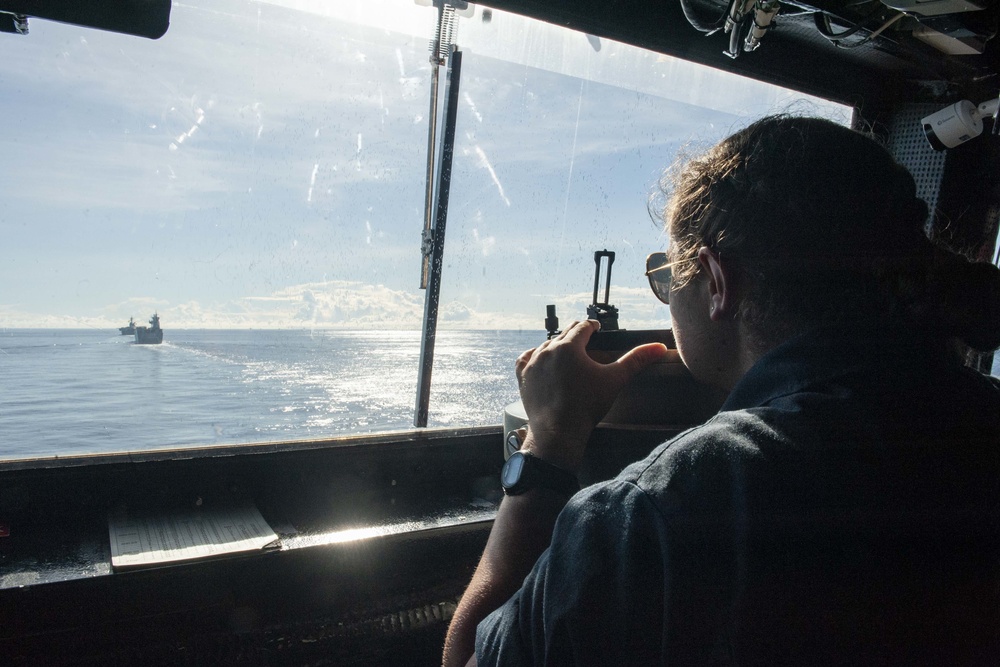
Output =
[{"x1": 922, "y1": 97, "x2": 1000, "y2": 150}]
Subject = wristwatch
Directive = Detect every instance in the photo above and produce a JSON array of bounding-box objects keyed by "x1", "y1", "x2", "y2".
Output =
[{"x1": 501, "y1": 436, "x2": 579, "y2": 497}]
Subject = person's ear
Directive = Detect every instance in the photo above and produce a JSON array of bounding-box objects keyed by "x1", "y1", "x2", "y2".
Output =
[{"x1": 697, "y1": 247, "x2": 736, "y2": 322}]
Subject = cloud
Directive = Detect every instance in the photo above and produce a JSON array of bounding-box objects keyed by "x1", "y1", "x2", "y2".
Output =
[
  {"x1": 0, "y1": 280, "x2": 546, "y2": 330},
  {"x1": 441, "y1": 301, "x2": 473, "y2": 321},
  {"x1": 0, "y1": 3, "x2": 434, "y2": 216}
]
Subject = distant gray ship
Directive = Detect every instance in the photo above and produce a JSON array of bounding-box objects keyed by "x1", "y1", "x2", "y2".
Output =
[
  {"x1": 134, "y1": 313, "x2": 163, "y2": 345},
  {"x1": 118, "y1": 317, "x2": 136, "y2": 336}
]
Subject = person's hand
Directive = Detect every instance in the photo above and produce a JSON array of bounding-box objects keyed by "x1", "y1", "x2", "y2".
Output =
[{"x1": 514, "y1": 320, "x2": 669, "y2": 473}]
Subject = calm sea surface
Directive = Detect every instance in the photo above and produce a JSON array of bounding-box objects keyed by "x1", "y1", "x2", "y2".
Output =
[
  {"x1": 3, "y1": 329, "x2": 998, "y2": 462},
  {"x1": 0, "y1": 329, "x2": 541, "y2": 460}
]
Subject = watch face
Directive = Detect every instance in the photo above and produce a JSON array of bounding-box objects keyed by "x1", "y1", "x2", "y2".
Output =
[{"x1": 501, "y1": 452, "x2": 525, "y2": 488}]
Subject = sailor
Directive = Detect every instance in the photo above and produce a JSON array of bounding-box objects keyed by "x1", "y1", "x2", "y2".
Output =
[{"x1": 444, "y1": 115, "x2": 1000, "y2": 666}]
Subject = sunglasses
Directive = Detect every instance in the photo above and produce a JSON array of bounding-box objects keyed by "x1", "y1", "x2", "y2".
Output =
[{"x1": 645, "y1": 252, "x2": 699, "y2": 304}]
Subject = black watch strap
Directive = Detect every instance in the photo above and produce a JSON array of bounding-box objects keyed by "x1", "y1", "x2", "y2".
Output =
[{"x1": 501, "y1": 449, "x2": 579, "y2": 497}]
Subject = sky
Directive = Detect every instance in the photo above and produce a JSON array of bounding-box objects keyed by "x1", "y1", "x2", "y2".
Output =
[{"x1": 0, "y1": 0, "x2": 849, "y2": 330}]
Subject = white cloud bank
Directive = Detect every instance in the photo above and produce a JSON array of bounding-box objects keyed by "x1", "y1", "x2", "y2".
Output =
[{"x1": 1, "y1": 280, "x2": 546, "y2": 330}]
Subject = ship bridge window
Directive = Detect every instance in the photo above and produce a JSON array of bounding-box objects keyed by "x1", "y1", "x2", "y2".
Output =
[
  {"x1": 443, "y1": 8, "x2": 850, "y2": 342},
  {"x1": 0, "y1": 0, "x2": 848, "y2": 461}
]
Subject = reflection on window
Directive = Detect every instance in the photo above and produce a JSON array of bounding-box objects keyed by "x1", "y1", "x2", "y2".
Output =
[
  {"x1": 0, "y1": 0, "x2": 849, "y2": 461},
  {"x1": 442, "y1": 8, "x2": 850, "y2": 332}
]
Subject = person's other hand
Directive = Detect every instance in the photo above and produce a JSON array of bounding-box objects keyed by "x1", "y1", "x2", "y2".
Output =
[{"x1": 514, "y1": 320, "x2": 669, "y2": 473}]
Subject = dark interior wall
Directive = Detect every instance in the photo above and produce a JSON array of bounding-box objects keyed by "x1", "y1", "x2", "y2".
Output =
[
  {"x1": 882, "y1": 104, "x2": 1000, "y2": 264},
  {"x1": 885, "y1": 104, "x2": 950, "y2": 224},
  {"x1": 881, "y1": 102, "x2": 1000, "y2": 372}
]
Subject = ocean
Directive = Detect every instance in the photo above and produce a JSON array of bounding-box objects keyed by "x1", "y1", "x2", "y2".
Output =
[
  {"x1": 3, "y1": 329, "x2": 998, "y2": 462},
  {"x1": 0, "y1": 329, "x2": 540, "y2": 461}
]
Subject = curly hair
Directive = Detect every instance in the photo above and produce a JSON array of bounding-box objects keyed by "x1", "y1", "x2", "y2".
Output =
[{"x1": 655, "y1": 115, "x2": 1000, "y2": 351}]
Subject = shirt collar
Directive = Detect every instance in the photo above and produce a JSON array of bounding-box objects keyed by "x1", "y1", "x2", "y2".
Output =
[{"x1": 721, "y1": 325, "x2": 948, "y2": 412}]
